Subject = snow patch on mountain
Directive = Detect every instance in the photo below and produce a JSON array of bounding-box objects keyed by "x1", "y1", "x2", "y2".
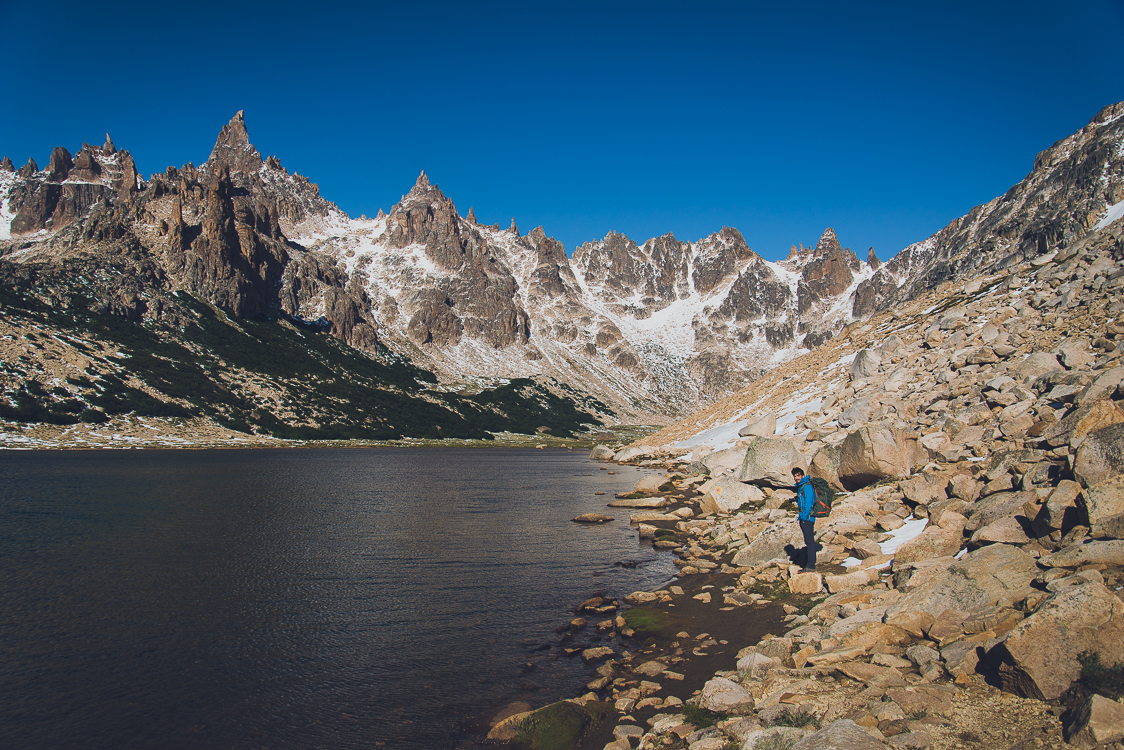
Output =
[
  {"x1": 0, "y1": 171, "x2": 15, "y2": 241},
  {"x1": 1094, "y1": 199, "x2": 1124, "y2": 231}
]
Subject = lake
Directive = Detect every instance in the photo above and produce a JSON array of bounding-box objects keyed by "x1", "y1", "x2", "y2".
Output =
[{"x1": 0, "y1": 447, "x2": 676, "y2": 749}]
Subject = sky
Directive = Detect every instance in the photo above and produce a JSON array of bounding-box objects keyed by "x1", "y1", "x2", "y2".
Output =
[{"x1": 1, "y1": 0, "x2": 1121, "y2": 261}]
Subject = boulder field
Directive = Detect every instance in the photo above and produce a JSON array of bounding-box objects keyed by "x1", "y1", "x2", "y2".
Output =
[{"x1": 493, "y1": 226, "x2": 1124, "y2": 749}]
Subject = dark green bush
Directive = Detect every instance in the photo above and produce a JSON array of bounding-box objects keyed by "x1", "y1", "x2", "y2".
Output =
[{"x1": 1078, "y1": 651, "x2": 1124, "y2": 700}]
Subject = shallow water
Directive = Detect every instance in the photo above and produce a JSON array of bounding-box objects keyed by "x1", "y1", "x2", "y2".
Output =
[{"x1": 0, "y1": 447, "x2": 676, "y2": 749}]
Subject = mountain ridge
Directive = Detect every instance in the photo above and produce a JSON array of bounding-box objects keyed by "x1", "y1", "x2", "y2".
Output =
[{"x1": 1, "y1": 102, "x2": 1122, "y2": 441}]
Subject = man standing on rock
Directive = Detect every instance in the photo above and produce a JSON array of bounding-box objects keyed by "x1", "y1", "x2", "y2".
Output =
[{"x1": 793, "y1": 467, "x2": 818, "y2": 572}]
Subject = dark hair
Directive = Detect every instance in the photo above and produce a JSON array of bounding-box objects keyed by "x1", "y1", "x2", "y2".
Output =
[{"x1": 791, "y1": 467, "x2": 804, "y2": 476}]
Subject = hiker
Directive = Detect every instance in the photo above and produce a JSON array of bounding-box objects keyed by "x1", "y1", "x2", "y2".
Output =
[{"x1": 793, "y1": 467, "x2": 818, "y2": 572}]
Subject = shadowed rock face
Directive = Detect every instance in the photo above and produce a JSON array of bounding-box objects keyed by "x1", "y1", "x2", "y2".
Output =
[
  {"x1": 47, "y1": 147, "x2": 73, "y2": 181},
  {"x1": 172, "y1": 167, "x2": 287, "y2": 318},
  {"x1": 70, "y1": 148, "x2": 103, "y2": 181}
]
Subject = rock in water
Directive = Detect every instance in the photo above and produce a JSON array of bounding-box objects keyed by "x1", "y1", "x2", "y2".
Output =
[
  {"x1": 589, "y1": 445, "x2": 615, "y2": 461},
  {"x1": 633, "y1": 475, "x2": 667, "y2": 493},
  {"x1": 572, "y1": 514, "x2": 613, "y2": 524}
]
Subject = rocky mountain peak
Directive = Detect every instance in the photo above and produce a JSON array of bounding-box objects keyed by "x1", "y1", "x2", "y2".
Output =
[
  {"x1": 867, "y1": 247, "x2": 881, "y2": 269},
  {"x1": 17, "y1": 157, "x2": 38, "y2": 178},
  {"x1": 794, "y1": 227, "x2": 864, "y2": 322},
  {"x1": 855, "y1": 99, "x2": 1124, "y2": 318},
  {"x1": 466, "y1": 206, "x2": 477, "y2": 224},
  {"x1": 815, "y1": 227, "x2": 841, "y2": 253},
  {"x1": 384, "y1": 171, "x2": 466, "y2": 259},
  {"x1": 206, "y1": 110, "x2": 262, "y2": 177},
  {"x1": 1, "y1": 156, "x2": 13, "y2": 172},
  {"x1": 103, "y1": 133, "x2": 116, "y2": 155}
]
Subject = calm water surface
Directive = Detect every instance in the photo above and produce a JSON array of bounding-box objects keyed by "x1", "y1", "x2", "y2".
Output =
[{"x1": 0, "y1": 447, "x2": 675, "y2": 749}]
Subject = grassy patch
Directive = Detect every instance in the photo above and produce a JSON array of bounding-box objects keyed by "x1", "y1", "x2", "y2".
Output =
[
  {"x1": 743, "y1": 576, "x2": 819, "y2": 612},
  {"x1": 511, "y1": 701, "x2": 591, "y2": 750},
  {"x1": 620, "y1": 607, "x2": 682, "y2": 640}
]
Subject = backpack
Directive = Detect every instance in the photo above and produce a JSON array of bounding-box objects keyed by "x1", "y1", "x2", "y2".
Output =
[{"x1": 809, "y1": 477, "x2": 834, "y2": 518}]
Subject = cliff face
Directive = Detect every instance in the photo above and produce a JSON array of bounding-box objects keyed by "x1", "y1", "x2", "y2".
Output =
[{"x1": 2, "y1": 103, "x2": 1123, "y2": 424}]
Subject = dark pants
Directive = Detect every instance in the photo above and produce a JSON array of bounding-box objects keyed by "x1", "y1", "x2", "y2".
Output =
[{"x1": 799, "y1": 519, "x2": 817, "y2": 570}]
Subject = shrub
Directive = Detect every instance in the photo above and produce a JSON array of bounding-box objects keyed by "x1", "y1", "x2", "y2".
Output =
[
  {"x1": 680, "y1": 703, "x2": 724, "y2": 729},
  {"x1": 765, "y1": 709, "x2": 819, "y2": 729},
  {"x1": 1078, "y1": 651, "x2": 1124, "y2": 700}
]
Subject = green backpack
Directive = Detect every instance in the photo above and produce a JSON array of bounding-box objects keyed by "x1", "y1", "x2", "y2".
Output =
[{"x1": 809, "y1": 477, "x2": 834, "y2": 518}]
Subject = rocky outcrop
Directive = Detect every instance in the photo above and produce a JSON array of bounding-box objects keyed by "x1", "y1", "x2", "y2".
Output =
[
  {"x1": 9, "y1": 181, "x2": 62, "y2": 234},
  {"x1": 16, "y1": 157, "x2": 38, "y2": 178},
  {"x1": 69, "y1": 148, "x2": 102, "y2": 181}
]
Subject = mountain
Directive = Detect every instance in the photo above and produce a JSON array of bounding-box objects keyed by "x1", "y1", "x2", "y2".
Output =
[{"x1": 1, "y1": 103, "x2": 1122, "y2": 443}]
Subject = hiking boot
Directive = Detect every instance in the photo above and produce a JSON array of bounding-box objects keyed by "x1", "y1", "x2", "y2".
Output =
[{"x1": 802, "y1": 566, "x2": 816, "y2": 573}]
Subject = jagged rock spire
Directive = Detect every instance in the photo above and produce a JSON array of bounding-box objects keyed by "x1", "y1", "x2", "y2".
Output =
[
  {"x1": 815, "y1": 227, "x2": 841, "y2": 253},
  {"x1": 207, "y1": 110, "x2": 262, "y2": 176},
  {"x1": 48, "y1": 147, "x2": 73, "y2": 182},
  {"x1": 103, "y1": 133, "x2": 116, "y2": 154},
  {"x1": 867, "y1": 247, "x2": 881, "y2": 269},
  {"x1": 0, "y1": 156, "x2": 13, "y2": 172},
  {"x1": 17, "y1": 157, "x2": 38, "y2": 177},
  {"x1": 415, "y1": 170, "x2": 431, "y2": 189},
  {"x1": 508, "y1": 217, "x2": 518, "y2": 234},
  {"x1": 466, "y1": 206, "x2": 477, "y2": 224}
]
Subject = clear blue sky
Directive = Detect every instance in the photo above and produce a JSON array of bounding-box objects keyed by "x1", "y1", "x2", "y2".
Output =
[{"x1": 2, "y1": 1, "x2": 1121, "y2": 261}]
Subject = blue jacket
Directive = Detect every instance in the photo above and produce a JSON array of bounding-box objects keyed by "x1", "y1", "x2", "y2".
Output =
[{"x1": 796, "y1": 476, "x2": 816, "y2": 522}]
